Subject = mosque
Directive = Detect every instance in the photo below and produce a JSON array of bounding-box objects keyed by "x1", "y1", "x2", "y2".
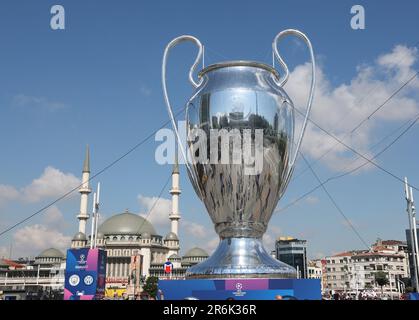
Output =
[{"x1": 70, "y1": 147, "x2": 209, "y2": 289}]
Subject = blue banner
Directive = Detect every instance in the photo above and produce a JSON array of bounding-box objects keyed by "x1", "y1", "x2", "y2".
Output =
[
  {"x1": 158, "y1": 278, "x2": 321, "y2": 300},
  {"x1": 64, "y1": 248, "x2": 107, "y2": 300}
]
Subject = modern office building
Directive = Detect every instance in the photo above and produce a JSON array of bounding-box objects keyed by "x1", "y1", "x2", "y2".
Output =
[{"x1": 275, "y1": 237, "x2": 308, "y2": 278}]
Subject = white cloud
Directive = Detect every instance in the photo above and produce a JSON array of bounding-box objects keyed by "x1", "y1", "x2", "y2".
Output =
[
  {"x1": 12, "y1": 94, "x2": 67, "y2": 111},
  {"x1": 43, "y1": 206, "x2": 69, "y2": 231},
  {"x1": 305, "y1": 195, "x2": 319, "y2": 204},
  {"x1": 0, "y1": 184, "x2": 19, "y2": 206},
  {"x1": 377, "y1": 45, "x2": 419, "y2": 84},
  {"x1": 21, "y1": 166, "x2": 80, "y2": 203},
  {"x1": 183, "y1": 220, "x2": 208, "y2": 238},
  {"x1": 138, "y1": 194, "x2": 171, "y2": 227},
  {"x1": 13, "y1": 224, "x2": 71, "y2": 257},
  {"x1": 286, "y1": 44, "x2": 419, "y2": 172},
  {"x1": 263, "y1": 225, "x2": 281, "y2": 250}
]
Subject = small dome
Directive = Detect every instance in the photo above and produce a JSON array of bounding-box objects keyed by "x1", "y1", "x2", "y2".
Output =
[
  {"x1": 37, "y1": 248, "x2": 64, "y2": 259},
  {"x1": 165, "y1": 232, "x2": 179, "y2": 241},
  {"x1": 96, "y1": 232, "x2": 104, "y2": 239},
  {"x1": 183, "y1": 247, "x2": 209, "y2": 258},
  {"x1": 98, "y1": 212, "x2": 156, "y2": 236},
  {"x1": 72, "y1": 232, "x2": 87, "y2": 241},
  {"x1": 169, "y1": 253, "x2": 181, "y2": 259}
]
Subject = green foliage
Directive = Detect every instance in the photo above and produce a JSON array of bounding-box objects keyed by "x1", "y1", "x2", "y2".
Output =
[{"x1": 142, "y1": 276, "x2": 159, "y2": 298}]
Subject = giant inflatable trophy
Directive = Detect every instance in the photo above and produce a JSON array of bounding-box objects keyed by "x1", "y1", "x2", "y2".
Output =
[{"x1": 162, "y1": 29, "x2": 315, "y2": 278}]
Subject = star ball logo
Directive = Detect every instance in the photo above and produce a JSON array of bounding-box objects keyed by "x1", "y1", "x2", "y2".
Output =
[
  {"x1": 233, "y1": 282, "x2": 246, "y2": 297},
  {"x1": 78, "y1": 254, "x2": 86, "y2": 265}
]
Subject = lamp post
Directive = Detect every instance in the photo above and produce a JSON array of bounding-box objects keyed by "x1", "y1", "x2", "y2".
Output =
[{"x1": 388, "y1": 269, "x2": 393, "y2": 300}]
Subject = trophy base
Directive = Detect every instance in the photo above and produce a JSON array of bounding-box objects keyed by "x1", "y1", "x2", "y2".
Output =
[{"x1": 186, "y1": 237, "x2": 297, "y2": 279}]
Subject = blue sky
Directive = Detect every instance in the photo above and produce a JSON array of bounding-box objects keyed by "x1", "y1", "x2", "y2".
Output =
[{"x1": 0, "y1": 0, "x2": 419, "y2": 259}]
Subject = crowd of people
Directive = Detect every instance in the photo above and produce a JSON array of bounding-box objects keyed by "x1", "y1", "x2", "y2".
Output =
[{"x1": 322, "y1": 290, "x2": 388, "y2": 300}]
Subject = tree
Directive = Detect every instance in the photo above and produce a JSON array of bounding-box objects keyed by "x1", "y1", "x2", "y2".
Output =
[
  {"x1": 142, "y1": 276, "x2": 159, "y2": 299},
  {"x1": 374, "y1": 271, "x2": 389, "y2": 296}
]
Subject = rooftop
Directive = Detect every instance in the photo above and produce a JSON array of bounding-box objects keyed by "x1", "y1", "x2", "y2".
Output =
[{"x1": 352, "y1": 251, "x2": 405, "y2": 258}]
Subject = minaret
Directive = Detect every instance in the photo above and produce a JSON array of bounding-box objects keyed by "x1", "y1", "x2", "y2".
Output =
[
  {"x1": 169, "y1": 148, "x2": 181, "y2": 236},
  {"x1": 77, "y1": 145, "x2": 91, "y2": 234}
]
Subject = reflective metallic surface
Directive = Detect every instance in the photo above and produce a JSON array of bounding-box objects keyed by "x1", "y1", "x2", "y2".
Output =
[
  {"x1": 187, "y1": 63, "x2": 294, "y2": 239},
  {"x1": 186, "y1": 238, "x2": 296, "y2": 278},
  {"x1": 185, "y1": 63, "x2": 296, "y2": 278},
  {"x1": 162, "y1": 30, "x2": 315, "y2": 278}
]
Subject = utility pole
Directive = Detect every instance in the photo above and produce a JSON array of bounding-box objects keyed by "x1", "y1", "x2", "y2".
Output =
[
  {"x1": 90, "y1": 192, "x2": 96, "y2": 249},
  {"x1": 94, "y1": 183, "x2": 100, "y2": 248},
  {"x1": 405, "y1": 177, "x2": 419, "y2": 292},
  {"x1": 90, "y1": 182, "x2": 101, "y2": 249}
]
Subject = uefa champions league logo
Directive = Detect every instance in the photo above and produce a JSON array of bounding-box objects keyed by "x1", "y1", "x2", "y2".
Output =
[
  {"x1": 233, "y1": 282, "x2": 246, "y2": 297},
  {"x1": 78, "y1": 254, "x2": 86, "y2": 264}
]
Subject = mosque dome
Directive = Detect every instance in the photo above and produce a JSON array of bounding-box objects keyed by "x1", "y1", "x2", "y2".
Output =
[
  {"x1": 98, "y1": 212, "x2": 156, "y2": 236},
  {"x1": 72, "y1": 232, "x2": 87, "y2": 241},
  {"x1": 165, "y1": 232, "x2": 179, "y2": 241},
  {"x1": 183, "y1": 247, "x2": 209, "y2": 258},
  {"x1": 36, "y1": 248, "x2": 64, "y2": 259},
  {"x1": 142, "y1": 232, "x2": 151, "y2": 239}
]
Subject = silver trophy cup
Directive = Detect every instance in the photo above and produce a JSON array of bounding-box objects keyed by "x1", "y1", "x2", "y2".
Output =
[{"x1": 163, "y1": 29, "x2": 315, "y2": 278}]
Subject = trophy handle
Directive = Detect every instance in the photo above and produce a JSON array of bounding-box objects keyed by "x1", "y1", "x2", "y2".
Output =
[
  {"x1": 162, "y1": 35, "x2": 204, "y2": 198},
  {"x1": 272, "y1": 29, "x2": 316, "y2": 185}
]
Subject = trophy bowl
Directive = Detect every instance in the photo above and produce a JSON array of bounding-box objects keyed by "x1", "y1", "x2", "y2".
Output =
[{"x1": 163, "y1": 30, "x2": 315, "y2": 278}]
